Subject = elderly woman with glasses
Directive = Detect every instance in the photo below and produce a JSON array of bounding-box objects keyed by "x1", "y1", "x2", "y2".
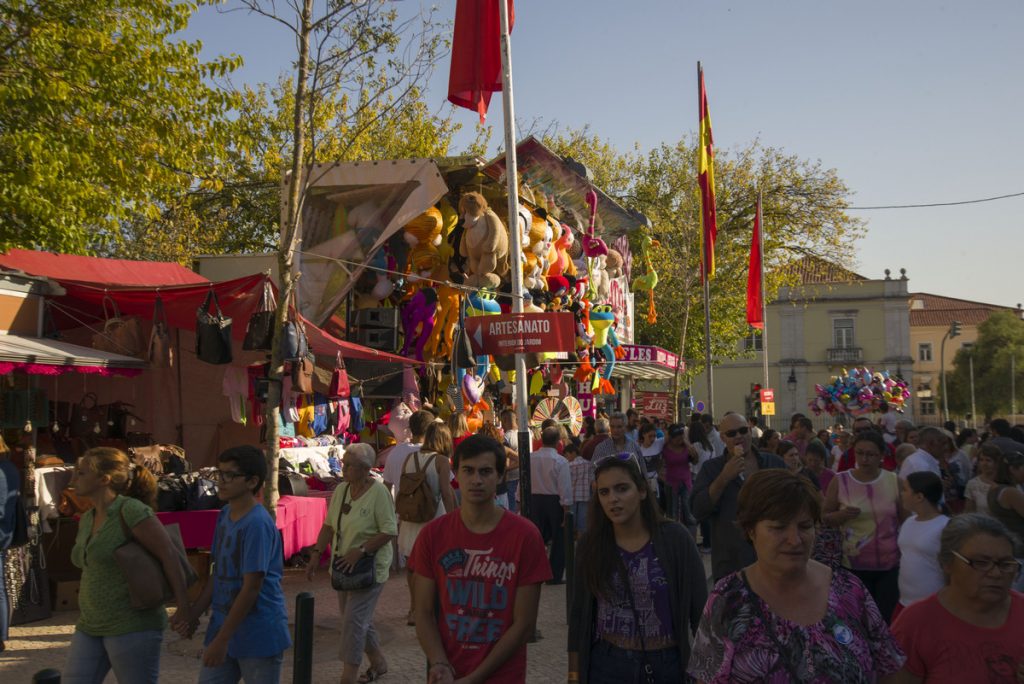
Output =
[
  {"x1": 891, "y1": 514, "x2": 1024, "y2": 682},
  {"x1": 689, "y1": 470, "x2": 905, "y2": 683},
  {"x1": 569, "y1": 451, "x2": 707, "y2": 684},
  {"x1": 307, "y1": 443, "x2": 397, "y2": 684}
]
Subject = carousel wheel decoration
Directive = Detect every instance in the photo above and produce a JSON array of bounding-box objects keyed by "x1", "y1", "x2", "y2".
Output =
[{"x1": 530, "y1": 396, "x2": 583, "y2": 437}]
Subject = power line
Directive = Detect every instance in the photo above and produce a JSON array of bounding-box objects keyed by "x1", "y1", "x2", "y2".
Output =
[{"x1": 846, "y1": 191, "x2": 1024, "y2": 210}]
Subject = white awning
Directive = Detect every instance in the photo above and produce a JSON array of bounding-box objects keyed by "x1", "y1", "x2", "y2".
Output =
[{"x1": 0, "y1": 335, "x2": 147, "y2": 370}]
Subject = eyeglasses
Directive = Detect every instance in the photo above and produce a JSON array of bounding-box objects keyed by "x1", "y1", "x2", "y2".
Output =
[
  {"x1": 216, "y1": 470, "x2": 246, "y2": 483},
  {"x1": 951, "y1": 551, "x2": 1023, "y2": 576},
  {"x1": 724, "y1": 427, "x2": 749, "y2": 439}
]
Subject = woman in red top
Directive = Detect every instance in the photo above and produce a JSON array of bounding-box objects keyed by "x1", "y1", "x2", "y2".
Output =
[{"x1": 891, "y1": 513, "x2": 1024, "y2": 682}]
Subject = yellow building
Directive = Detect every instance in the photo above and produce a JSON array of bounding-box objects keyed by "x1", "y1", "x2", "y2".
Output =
[
  {"x1": 691, "y1": 256, "x2": 913, "y2": 428},
  {"x1": 908, "y1": 293, "x2": 1021, "y2": 425}
]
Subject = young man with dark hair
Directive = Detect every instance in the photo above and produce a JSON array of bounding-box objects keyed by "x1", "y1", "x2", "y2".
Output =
[
  {"x1": 176, "y1": 446, "x2": 291, "y2": 683},
  {"x1": 410, "y1": 435, "x2": 551, "y2": 684}
]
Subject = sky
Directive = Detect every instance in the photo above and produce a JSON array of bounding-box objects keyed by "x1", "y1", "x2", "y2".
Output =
[{"x1": 183, "y1": 0, "x2": 1024, "y2": 309}]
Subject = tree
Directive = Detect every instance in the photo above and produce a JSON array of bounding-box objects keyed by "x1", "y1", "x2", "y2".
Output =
[
  {"x1": 223, "y1": 0, "x2": 447, "y2": 514},
  {"x1": 0, "y1": 0, "x2": 241, "y2": 254},
  {"x1": 946, "y1": 311, "x2": 1024, "y2": 420}
]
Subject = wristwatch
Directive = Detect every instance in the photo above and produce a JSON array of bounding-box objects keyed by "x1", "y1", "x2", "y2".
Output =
[{"x1": 359, "y1": 544, "x2": 369, "y2": 556}]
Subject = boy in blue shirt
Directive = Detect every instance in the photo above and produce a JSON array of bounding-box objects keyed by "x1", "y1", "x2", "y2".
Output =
[{"x1": 176, "y1": 446, "x2": 291, "y2": 683}]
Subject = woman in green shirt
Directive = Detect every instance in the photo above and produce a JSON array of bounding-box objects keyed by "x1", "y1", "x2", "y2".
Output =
[{"x1": 64, "y1": 447, "x2": 192, "y2": 684}]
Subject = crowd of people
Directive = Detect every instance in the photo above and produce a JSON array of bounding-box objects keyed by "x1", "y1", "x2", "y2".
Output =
[{"x1": 3, "y1": 407, "x2": 1024, "y2": 683}]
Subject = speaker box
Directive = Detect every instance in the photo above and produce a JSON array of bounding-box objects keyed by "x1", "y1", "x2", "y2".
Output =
[
  {"x1": 355, "y1": 308, "x2": 399, "y2": 329},
  {"x1": 356, "y1": 327, "x2": 399, "y2": 352}
]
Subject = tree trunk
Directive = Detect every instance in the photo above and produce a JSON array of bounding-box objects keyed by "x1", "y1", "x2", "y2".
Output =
[{"x1": 263, "y1": 0, "x2": 313, "y2": 519}]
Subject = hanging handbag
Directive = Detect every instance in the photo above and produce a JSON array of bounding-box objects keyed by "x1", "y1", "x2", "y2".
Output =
[
  {"x1": 113, "y1": 507, "x2": 198, "y2": 610},
  {"x1": 92, "y1": 295, "x2": 144, "y2": 358},
  {"x1": 243, "y1": 279, "x2": 277, "y2": 351},
  {"x1": 148, "y1": 294, "x2": 173, "y2": 368},
  {"x1": 328, "y1": 351, "x2": 351, "y2": 399},
  {"x1": 70, "y1": 392, "x2": 111, "y2": 439},
  {"x1": 330, "y1": 485, "x2": 377, "y2": 591},
  {"x1": 195, "y1": 289, "x2": 233, "y2": 365},
  {"x1": 292, "y1": 351, "x2": 315, "y2": 394},
  {"x1": 281, "y1": 289, "x2": 308, "y2": 362}
]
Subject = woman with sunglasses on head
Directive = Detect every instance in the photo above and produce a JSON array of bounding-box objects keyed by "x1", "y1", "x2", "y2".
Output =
[
  {"x1": 822, "y1": 430, "x2": 905, "y2": 623},
  {"x1": 63, "y1": 448, "x2": 193, "y2": 684},
  {"x1": 568, "y1": 451, "x2": 707, "y2": 684},
  {"x1": 689, "y1": 470, "x2": 905, "y2": 683},
  {"x1": 890, "y1": 514, "x2": 1024, "y2": 682}
]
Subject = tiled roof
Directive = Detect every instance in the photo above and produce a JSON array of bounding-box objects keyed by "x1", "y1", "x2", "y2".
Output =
[
  {"x1": 908, "y1": 292, "x2": 1020, "y2": 327},
  {"x1": 782, "y1": 255, "x2": 867, "y2": 284}
]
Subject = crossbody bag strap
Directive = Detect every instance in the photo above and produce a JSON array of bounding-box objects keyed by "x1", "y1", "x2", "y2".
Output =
[
  {"x1": 621, "y1": 569, "x2": 655, "y2": 684},
  {"x1": 334, "y1": 483, "x2": 350, "y2": 553}
]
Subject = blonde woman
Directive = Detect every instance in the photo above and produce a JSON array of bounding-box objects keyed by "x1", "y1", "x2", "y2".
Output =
[{"x1": 64, "y1": 448, "x2": 192, "y2": 684}]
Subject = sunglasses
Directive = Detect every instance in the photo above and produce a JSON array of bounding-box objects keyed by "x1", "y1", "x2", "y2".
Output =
[
  {"x1": 595, "y1": 451, "x2": 643, "y2": 473},
  {"x1": 724, "y1": 426, "x2": 750, "y2": 438}
]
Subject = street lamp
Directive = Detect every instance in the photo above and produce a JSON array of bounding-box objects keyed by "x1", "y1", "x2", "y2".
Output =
[
  {"x1": 941, "y1": 320, "x2": 962, "y2": 423},
  {"x1": 787, "y1": 368, "x2": 797, "y2": 392}
]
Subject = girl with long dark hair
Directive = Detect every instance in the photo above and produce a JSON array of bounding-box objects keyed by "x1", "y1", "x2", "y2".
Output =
[{"x1": 568, "y1": 453, "x2": 706, "y2": 683}]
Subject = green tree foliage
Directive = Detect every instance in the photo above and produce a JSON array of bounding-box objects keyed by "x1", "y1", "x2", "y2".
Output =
[
  {"x1": 543, "y1": 129, "x2": 864, "y2": 377},
  {"x1": 947, "y1": 311, "x2": 1024, "y2": 419},
  {"x1": 0, "y1": 0, "x2": 241, "y2": 254}
]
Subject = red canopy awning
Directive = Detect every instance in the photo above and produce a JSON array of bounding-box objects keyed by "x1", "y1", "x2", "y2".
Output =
[
  {"x1": 0, "y1": 248, "x2": 209, "y2": 287},
  {"x1": 53, "y1": 275, "x2": 416, "y2": 365}
]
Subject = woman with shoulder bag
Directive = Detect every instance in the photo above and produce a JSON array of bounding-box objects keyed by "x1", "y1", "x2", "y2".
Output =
[
  {"x1": 307, "y1": 443, "x2": 397, "y2": 684},
  {"x1": 64, "y1": 447, "x2": 193, "y2": 684},
  {"x1": 1, "y1": 435, "x2": 23, "y2": 653}
]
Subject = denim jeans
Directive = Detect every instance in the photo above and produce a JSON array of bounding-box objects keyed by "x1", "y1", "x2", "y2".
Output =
[
  {"x1": 506, "y1": 479, "x2": 519, "y2": 513},
  {"x1": 572, "y1": 501, "x2": 589, "y2": 534},
  {"x1": 588, "y1": 640, "x2": 683, "y2": 684},
  {"x1": 199, "y1": 652, "x2": 284, "y2": 684},
  {"x1": 63, "y1": 628, "x2": 163, "y2": 684}
]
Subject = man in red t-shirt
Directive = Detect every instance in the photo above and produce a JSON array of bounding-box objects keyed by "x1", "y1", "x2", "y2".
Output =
[{"x1": 410, "y1": 434, "x2": 552, "y2": 684}]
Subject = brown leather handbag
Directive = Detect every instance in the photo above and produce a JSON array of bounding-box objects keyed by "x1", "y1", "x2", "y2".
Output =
[
  {"x1": 148, "y1": 294, "x2": 173, "y2": 368},
  {"x1": 113, "y1": 508, "x2": 197, "y2": 610},
  {"x1": 58, "y1": 488, "x2": 93, "y2": 517},
  {"x1": 292, "y1": 352, "x2": 315, "y2": 394}
]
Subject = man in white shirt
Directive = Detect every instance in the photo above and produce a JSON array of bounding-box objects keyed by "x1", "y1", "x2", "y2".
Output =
[
  {"x1": 526, "y1": 426, "x2": 572, "y2": 584},
  {"x1": 899, "y1": 427, "x2": 945, "y2": 479},
  {"x1": 383, "y1": 410, "x2": 436, "y2": 495}
]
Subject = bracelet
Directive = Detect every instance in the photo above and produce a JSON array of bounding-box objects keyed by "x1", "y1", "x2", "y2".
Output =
[
  {"x1": 430, "y1": 661, "x2": 456, "y2": 675},
  {"x1": 567, "y1": 674, "x2": 580, "y2": 683}
]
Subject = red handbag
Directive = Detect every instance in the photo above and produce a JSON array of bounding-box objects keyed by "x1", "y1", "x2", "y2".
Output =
[{"x1": 328, "y1": 352, "x2": 351, "y2": 399}]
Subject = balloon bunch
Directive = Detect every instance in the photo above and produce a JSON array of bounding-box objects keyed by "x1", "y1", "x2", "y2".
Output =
[{"x1": 808, "y1": 367, "x2": 911, "y2": 416}]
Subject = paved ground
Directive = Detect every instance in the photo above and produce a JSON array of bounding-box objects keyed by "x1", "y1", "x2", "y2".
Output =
[{"x1": 0, "y1": 565, "x2": 576, "y2": 683}]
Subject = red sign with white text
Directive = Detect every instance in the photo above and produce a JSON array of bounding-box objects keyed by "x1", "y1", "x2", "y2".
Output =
[
  {"x1": 465, "y1": 312, "x2": 575, "y2": 356},
  {"x1": 636, "y1": 391, "x2": 673, "y2": 420},
  {"x1": 760, "y1": 388, "x2": 775, "y2": 404}
]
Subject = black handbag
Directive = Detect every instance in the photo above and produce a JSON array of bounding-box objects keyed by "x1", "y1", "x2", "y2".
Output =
[
  {"x1": 196, "y1": 289, "x2": 233, "y2": 365},
  {"x1": 279, "y1": 470, "x2": 308, "y2": 497},
  {"x1": 330, "y1": 485, "x2": 376, "y2": 591},
  {"x1": 280, "y1": 289, "x2": 307, "y2": 362},
  {"x1": 243, "y1": 279, "x2": 276, "y2": 351},
  {"x1": 185, "y1": 473, "x2": 224, "y2": 511}
]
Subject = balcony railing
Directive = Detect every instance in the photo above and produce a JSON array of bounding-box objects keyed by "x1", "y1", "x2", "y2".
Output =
[{"x1": 827, "y1": 347, "x2": 863, "y2": 364}]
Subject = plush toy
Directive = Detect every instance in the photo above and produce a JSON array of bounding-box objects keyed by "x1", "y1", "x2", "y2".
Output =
[
  {"x1": 459, "y1": 192, "x2": 510, "y2": 289},
  {"x1": 581, "y1": 190, "x2": 608, "y2": 258},
  {"x1": 631, "y1": 234, "x2": 661, "y2": 324},
  {"x1": 465, "y1": 290, "x2": 501, "y2": 379},
  {"x1": 590, "y1": 304, "x2": 619, "y2": 395},
  {"x1": 605, "y1": 249, "x2": 624, "y2": 279},
  {"x1": 548, "y1": 222, "x2": 577, "y2": 278},
  {"x1": 590, "y1": 253, "x2": 610, "y2": 301},
  {"x1": 528, "y1": 212, "x2": 554, "y2": 283},
  {"x1": 400, "y1": 287, "x2": 438, "y2": 365},
  {"x1": 404, "y1": 207, "x2": 443, "y2": 250},
  {"x1": 436, "y1": 198, "x2": 459, "y2": 264}
]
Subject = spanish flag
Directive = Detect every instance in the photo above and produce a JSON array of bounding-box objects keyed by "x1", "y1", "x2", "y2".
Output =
[{"x1": 698, "y1": 62, "x2": 717, "y2": 281}]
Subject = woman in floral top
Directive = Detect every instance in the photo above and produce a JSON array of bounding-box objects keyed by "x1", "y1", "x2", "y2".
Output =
[{"x1": 689, "y1": 469, "x2": 905, "y2": 683}]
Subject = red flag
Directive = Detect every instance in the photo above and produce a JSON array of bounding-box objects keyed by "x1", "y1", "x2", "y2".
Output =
[
  {"x1": 746, "y1": 194, "x2": 764, "y2": 329},
  {"x1": 697, "y1": 62, "x2": 717, "y2": 281},
  {"x1": 448, "y1": 0, "x2": 514, "y2": 124}
]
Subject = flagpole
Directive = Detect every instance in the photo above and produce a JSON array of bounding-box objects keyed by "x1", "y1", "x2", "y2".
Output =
[
  {"x1": 498, "y1": 0, "x2": 531, "y2": 520},
  {"x1": 758, "y1": 187, "x2": 770, "y2": 428},
  {"x1": 699, "y1": 62, "x2": 714, "y2": 418}
]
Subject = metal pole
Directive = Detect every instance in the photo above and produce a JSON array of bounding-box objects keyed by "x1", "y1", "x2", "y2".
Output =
[
  {"x1": 941, "y1": 330, "x2": 950, "y2": 423},
  {"x1": 1013, "y1": 353, "x2": 1017, "y2": 421},
  {"x1": 497, "y1": 0, "x2": 531, "y2": 521},
  {"x1": 758, "y1": 188, "x2": 769, "y2": 429},
  {"x1": 293, "y1": 591, "x2": 315, "y2": 684},
  {"x1": 565, "y1": 509, "x2": 575, "y2": 622},
  {"x1": 970, "y1": 352, "x2": 977, "y2": 429}
]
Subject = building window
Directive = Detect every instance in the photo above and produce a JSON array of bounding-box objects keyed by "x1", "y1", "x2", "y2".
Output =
[
  {"x1": 920, "y1": 399, "x2": 937, "y2": 416},
  {"x1": 743, "y1": 330, "x2": 763, "y2": 351},
  {"x1": 833, "y1": 318, "x2": 855, "y2": 349},
  {"x1": 918, "y1": 342, "x2": 933, "y2": 362}
]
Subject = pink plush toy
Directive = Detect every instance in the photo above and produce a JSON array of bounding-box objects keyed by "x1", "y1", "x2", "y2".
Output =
[{"x1": 581, "y1": 190, "x2": 608, "y2": 258}]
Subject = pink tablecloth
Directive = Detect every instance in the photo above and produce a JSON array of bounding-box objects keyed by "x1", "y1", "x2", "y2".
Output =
[{"x1": 157, "y1": 495, "x2": 327, "y2": 559}]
